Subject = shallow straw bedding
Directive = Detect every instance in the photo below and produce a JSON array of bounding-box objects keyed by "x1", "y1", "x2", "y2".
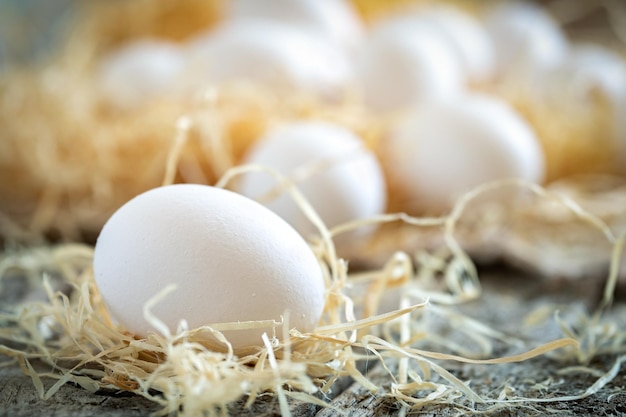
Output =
[
  {"x1": 1, "y1": 0, "x2": 626, "y2": 415},
  {"x1": 0, "y1": 176, "x2": 625, "y2": 416}
]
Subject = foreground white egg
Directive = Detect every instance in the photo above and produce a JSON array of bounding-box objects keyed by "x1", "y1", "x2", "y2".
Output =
[
  {"x1": 235, "y1": 121, "x2": 386, "y2": 246},
  {"x1": 384, "y1": 94, "x2": 545, "y2": 212},
  {"x1": 93, "y1": 184, "x2": 325, "y2": 350},
  {"x1": 187, "y1": 20, "x2": 353, "y2": 99},
  {"x1": 97, "y1": 39, "x2": 186, "y2": 109},
  {"x1": 357, "y1": 18, "x2": 464, "y2": 112},
  {"x1": 485, "y1": 1, "x2": 568, "y2": 79},
  {"x1": 226, "y1": 0, "x2": 365, "y2": 53}
]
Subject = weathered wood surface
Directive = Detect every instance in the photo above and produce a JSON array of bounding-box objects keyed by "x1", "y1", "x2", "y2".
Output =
[{"x1": 1, "y1": 267, "x2": 625, "y2": 417}]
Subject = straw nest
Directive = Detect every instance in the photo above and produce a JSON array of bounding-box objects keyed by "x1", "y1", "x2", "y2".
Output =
[
  {"x1": 1, "y1": 175, "x2": 624, "y2": 415},
  {"x1": 1, "y1": 0, "x2": 626, "y2": 415}
]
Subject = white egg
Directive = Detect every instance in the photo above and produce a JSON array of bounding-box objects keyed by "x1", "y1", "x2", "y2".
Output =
[
  {"x1": 97, "y1": 39, "x2": 186, "y2": 109},
  {"x1": 535, "y1": 43, "x2": 626, "y2": 175},
  {"x1": 235, "y1": 121, "x2": 386, "y2": 246},
  {"x1": 384, "y1": 93, "x2": 545, "y2": 212},
  {"x1": 93, "y1": 184, "x2": 325, "y2": 350},
  {"x1": 357, "y1": 18, "x2": 464, "y2": 112},
  {"x1": 187, "y1": 20, "x2": 353, "y2": 99},
  {"x1": 556, "y1": 44, "x2": 626, "y2": 105},
  {"x1": 412, "y1": 6, "x2": 495, "y2": 83},
  {"x1": 485, "y1": 1, "x2": 569, "y2": 79},
  {"x1": 226, "y1": 0, "x2": 365, "y2": 53}
]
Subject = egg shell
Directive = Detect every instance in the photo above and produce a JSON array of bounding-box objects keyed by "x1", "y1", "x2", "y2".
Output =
[
  {"x1": 557, "y1": 44, "x2": 626, "y2": 105},
  {"x1": 93, "y1": 184, "x2": 325, "y2": 350},
  {"x1": 357, "y1": 18, "x2": 464, "y2": 112},
  {"x1": 226, "y1": 0, "x2": 365, "y2": 53},
  {"x1": 187, "y1": 20, "x2": 353, "y2": 99},
  {"x1": 485, "y1": 1, "x2": 569, "y2": 79},
  {"x1": 236, "y1": 121, "x2": 386, "y2": 246},
  {"x1": 411, "y1": 6, "x2": 495, "y2": 83},
  {"x1": 98, "y1": 39, "x2": 186, "y2": 109},
  {"x1": 384, "y1": 93, "x2": 545, "y2": 212},
  {"x1": 519, "y1": 43, "x2": 626, "y2": 178}
]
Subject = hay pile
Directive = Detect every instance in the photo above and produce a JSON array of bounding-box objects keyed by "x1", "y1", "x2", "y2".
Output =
[{"x1": 1, "y1": 175, "x2": 624, "y2": 416}]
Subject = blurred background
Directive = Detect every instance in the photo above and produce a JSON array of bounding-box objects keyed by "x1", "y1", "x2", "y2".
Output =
[
  {"x1": 0, "y1": 0, "x2": 79, "y2": 70},
  {"x1": 0, "y1": 0, "x2": 624, "y2": 276},
  {"x1": 0, "y1": 0, "x2": 623, "y2": 71}
]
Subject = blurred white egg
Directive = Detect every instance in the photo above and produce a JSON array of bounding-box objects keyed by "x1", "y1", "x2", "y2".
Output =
[
  {"x1": 187, "y1": 20, "x2": 353, "y2": 99},
  {"x1": 357, "y1": 18, "x2": 464, "y2": 112},
  {"x1": 384, "y1": 93, "x2": 545, "y2": 212},
  {"x1": 97, "y1": 39, "x2": 186, "y2": 109},
  {"x1": 558, "y1": 44, "x2": 626, "y2": 105},
  {"x1": 226, "y1": 0, "x2": 365, "y2": 53},
  {"x1": 485, "y1": 1, "x2": 569, "y2": 79},
  {"x1": 537, "y1": 43, "x2": 626, "y2": 175},
  {"x1": 235, "y1": 120, "x2": 387, "y2": 246},
  {"x1": 93, "y1": 184, "x2": 325, "y2": 351},
  {"x1": 413, "y1": 6, "x2": 495, "y2": 83}
]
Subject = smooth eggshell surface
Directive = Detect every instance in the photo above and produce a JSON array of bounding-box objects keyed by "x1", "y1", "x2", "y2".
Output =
[
  {"x1": 93, "y1": 184, "x2": 325, "y2": 350},
  {"x1": 485, "y1": 1, "x2": 568, "y2": 79},
  {"x1": 357, "y1": 18, "x2": 464, "y2": 112},
  {"x1": 187, "y1": 20, "x2": 353, "y2": 99},
  {"x1": 98, "y1": 39, "x2": 186, "y2": 109},
  {"x1": 412, "y1": 6, "x2": 495, "y2": 83},
  {"x1": 236, "y1": 121, "x2": 386, "y2": 246},
  {"x1": 556, "y1": 44, "x2": 626, "y2": 105},
  {"x1": 384, "y1": 94, "x2": 545, "y2": 212},
  {"x1": 226, "y1": 0, "x2": 365, "y2": 53}
]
